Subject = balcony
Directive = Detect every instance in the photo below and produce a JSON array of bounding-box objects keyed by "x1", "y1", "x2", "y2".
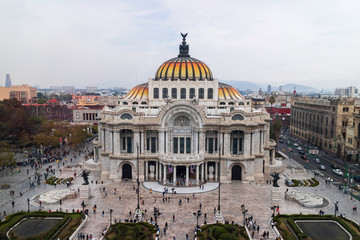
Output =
[{"x1": 159, "y1": 153, "x2": 204, "y2": 164}]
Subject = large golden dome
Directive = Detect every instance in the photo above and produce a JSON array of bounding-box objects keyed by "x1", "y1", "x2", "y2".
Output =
[{"x1": 154, "y1": 34, "x2": 213, "y2": 81}]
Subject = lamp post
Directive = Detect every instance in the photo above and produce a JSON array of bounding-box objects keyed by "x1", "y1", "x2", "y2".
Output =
[
  {"x1": 214, "y1": 143, "x2": 224, "y2": 223},
  {"x1": 59, "y1": 199, "x2": 62, "y2": 212},
  {"x1": 193, "y1": 210, "x2": 202, "y2": 228},
  {"x1": 135, "y1": 144, "x2": 141, "y2": 220},
  {"x1": 109, "y1": 209, "x2": 113, "y2": 225},
  {"x1": 334, "y1": 201, "x2": 339, "y2": 217},
  {"x1": 27, "y1": 198, "x2": 30, "y2": 213}
]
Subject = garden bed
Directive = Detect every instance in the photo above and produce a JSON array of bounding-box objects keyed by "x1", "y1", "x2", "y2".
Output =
[
  {"x1": 198, "y1": 223, "x2": 249, "y2": 240},
  {"x1": 105, "y1": 222, "x2": 156, "y2": 240}
]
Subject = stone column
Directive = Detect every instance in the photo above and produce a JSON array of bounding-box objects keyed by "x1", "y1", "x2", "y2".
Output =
[
  {"x1": 159, "y1": 163, "x2": 162, "y2": 182},
  {"x1": 259, "y1": 131, "x2": 263, "y2": 153},
  {"x1": 205, "y1": 162, "x2": 208, "y2": 181},
  {"x1": 196, "y1": 165, "x2": 200, "y2": 185},
  {"x1": 251, "y1": 133, "x2": 255, "y2": 156},
  {"x1": 244, "y1": 132, "x2": 251, "y2": 157},
  {"x1": 224, "y1": 132, "x2": 230, "y2": 155},
  {"x1": 159, "y1": 130, "x2": 164, "y2": 154},
  {"x1": 94, "y1": 147, "x2": 98, "y2": 162},
  {"x1": 272, "y1": 149, "x2": 276, "y2": 164},
  {"x1": 186, "y1": 165, "x2": 189, "y2": 186},
  {"x1": 199, "y1": 131, "x2": 205, "y2": 154},
  {"x1": 163, "y1": 164, "x2": 167, "y2": 184},
  {"x1": 173, "y1": 166, "x2": 177, "y2": 186},
  {"x1": 156, "y1": 161, "x2": 159, "y2": 181},
  {"x1": 114, "y1": 131, "x2": 120, "y2": 155},
  {"x1": 140, "y1": 132, "x2": 145, "y2": 154},
  {"x1": 134, "y1": 131, "x2": 140, "y2": 153},
  {"x1": 254, "y1": 130, "x2": 260, "y2": 154},
  {"x1": 201, "y1": 163, "x2": 204, "y2": 182},
  {"x1": 215, "y1": 162, "x2": 218, "y2": 181},
  {"x1": 145, "y1": 161, "x2": 148, "y2": 180}
]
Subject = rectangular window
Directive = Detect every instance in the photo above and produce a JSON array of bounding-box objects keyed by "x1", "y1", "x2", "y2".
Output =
[
  {"x1": 146, "y1": 138, "x2": 150, "y2": 151},
  {"x1": 208, "y1": 138, "x2": 214, "y2": 154},
  {"x1": 162, "y1": 88, "x2": 168, "y2": 98},
  {"x1": 151, "y1": 137, "x2": 156, "y2": 153},
  {"x1": 171, "y1": 88, "x2": 177, "y2": 99},
  {"x1": 122, "y1": 137, "x2": 126, "y2": 150},
  {"x1": 186, "y1": 137, "x2": 191, "y2": 153},
  {"x1": 215, "y1": 138, "x2": 218, "y2": 152},
  {"x1": 233, "y1": 138, "x2": 238, "y2": 154},
  {"x1": 127, "y1": 137, "x2": 132, "y2": 153},
  {"x1": 173, "y1": 137, "x2": 178, "y2": 153},
  {"x1": 239, "y1": 138, "x2": 243, "y2": 152},
  {"x1": 180, "y1": 137, "x2": 185, "y2": 153}
]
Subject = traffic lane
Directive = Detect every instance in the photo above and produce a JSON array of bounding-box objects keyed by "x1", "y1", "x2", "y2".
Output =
[
  {"x1": 278, "y1": 147, "x2": 343, "y2": 182},
  {"x1": 277, "y1": 141, "x2": 348, "y2": 176}
]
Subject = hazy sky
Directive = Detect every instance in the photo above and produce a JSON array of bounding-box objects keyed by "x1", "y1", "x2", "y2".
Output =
[{"x1": 1, "y1": 0, "x2": 359, "y2": 90}]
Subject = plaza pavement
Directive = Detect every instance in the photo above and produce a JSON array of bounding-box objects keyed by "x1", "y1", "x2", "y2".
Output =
[{"x1": 3, "y1": 145, "x2": 360, "y2": 240}]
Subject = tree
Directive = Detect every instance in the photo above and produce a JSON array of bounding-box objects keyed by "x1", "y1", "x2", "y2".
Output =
[
  {"x1": 37, "y1": 98, "x2": 48, "y2": 104},
  {"x1": 269, "y1": 95, "x2": 275, "y2": 107},
  {"x1": 270, "y1": 120, "x2": 282, "y2": 141},
  {"x1": 0, "y1": 143, "x2": 16, "y2": 168}
]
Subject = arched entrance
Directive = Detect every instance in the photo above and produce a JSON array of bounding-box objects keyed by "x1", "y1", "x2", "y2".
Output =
[
  {"x1": 231, "y1": 165, "x2": 242, "y2": 180},
  {"x1": 122, "y1": 164, "x2": 132, "y2": 179}
]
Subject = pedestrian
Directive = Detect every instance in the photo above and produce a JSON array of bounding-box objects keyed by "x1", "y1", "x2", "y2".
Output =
[
  {"x1": 102, "y1": 210, "x2": 104, "y2": 217},
  {"x1": 200, "y1": 203, "x2": 202, "y2": 209},
  {"x1": 119, "y1": 196, "x2": 121, "y2": 201},
  {"x1": 173, "y1": 214, "x2": 175, "y2": 222},
  {"x1": 214, "y1": 207, "x2": 216, "y2": 214},
  {"x1": 266, "y1": 231, "x2": 269, "y2": 238},
  {"x1": 164, "y1": 228, "x2": 166, "y2": 235},
  {"x1": 129, "y1": 210, "x2": 132, "y2": 216},
  {"x1": 257, "y1": 225, "x2": 260, "y2": 233},
  {"x1": 165, "y1": 222, "x2": 168, "y2": 228}
]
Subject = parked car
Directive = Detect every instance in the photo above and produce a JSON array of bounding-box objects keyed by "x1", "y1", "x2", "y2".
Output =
[
  {"x1": 293, "y1": 143, "x2": 299, "y2": 147},
  {"x1": 297, "y1": 147, "x2": 303, "y2": 151},
  {"x1": 318, "y1": 165, "x2": 326, "y2": 171},
  {"x1": 314, "y1": 158, "x2": 321, "y2": 164},
  {"x1": 333, "y1": 169, "x2": 344, "y2": 176},
  {"x1": 299, "y1": 150, "x2": 305, "y2": 155}
]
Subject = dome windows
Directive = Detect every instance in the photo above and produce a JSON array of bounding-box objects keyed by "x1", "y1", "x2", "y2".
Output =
[
  {"x1": 208, "y1": 88, "x2": 213, "y2": 99},
  {"x1": 171, "y1": 88, "x2": 177, "y2": 99},
  {"x1": 180, "y1": 88, "x2": 186, "y2": 99},
  {"x1": 199, "y1": 88, "x2": 204, "y2": 99},
  {"x1": 162, "y1": 88, "x2": 168, "y2": 98},
  {"x1": 153, "y1": 88, "x2": 159, "y2": 99}
]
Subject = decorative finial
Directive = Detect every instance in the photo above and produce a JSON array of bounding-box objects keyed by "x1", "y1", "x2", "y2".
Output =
[{"x1": 178, "y1": 33, "x2": 190, "y2": 57}]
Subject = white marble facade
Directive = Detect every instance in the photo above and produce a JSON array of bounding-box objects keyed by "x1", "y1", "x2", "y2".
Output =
[{"x1": 93, "y1": 35, "x2": 276, "y2": 185}]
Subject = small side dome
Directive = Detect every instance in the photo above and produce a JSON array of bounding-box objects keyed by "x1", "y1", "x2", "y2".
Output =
[
  {"x1": 124, "y1": 83, "x2": 148, "y2": 99},
  {"x1": 218, "y1": 83, "x2": 244, "y2": 100}
]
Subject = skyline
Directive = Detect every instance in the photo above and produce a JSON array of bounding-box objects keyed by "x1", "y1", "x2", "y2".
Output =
[{"x1": 1, "y1": 0, "x2": 360, "y2": 90}]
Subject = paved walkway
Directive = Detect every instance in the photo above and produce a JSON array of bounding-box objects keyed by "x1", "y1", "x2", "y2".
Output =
[
  {"x1": 8, "y1": 149, "x2": 360, "y2": 240},
  {"x1": 143, "y1": 181, "x2": 219, "y2": 193}
]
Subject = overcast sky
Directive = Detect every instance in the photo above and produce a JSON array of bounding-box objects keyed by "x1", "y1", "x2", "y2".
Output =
[{"x1": 0, "y1": 0, "x2": 359, "y2": 90}]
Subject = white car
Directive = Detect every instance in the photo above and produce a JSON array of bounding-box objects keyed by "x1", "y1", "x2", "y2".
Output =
[
  {"x1": 297, "y1": 147, "x2": 302, "y2": 151},
  {"x1": 333, "y1": 169, "x2": 344, "y2": 176},
  {"x1": 314, "y1": 158, "x2": 321, "y2": 164},
  {"x1": 293, "y1": 143, "x2": 299, "y2": 146}
]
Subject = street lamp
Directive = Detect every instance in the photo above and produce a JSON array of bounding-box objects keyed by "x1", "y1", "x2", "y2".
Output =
[
  {"x1": 134, "y1": 144, "x2": 142, "y2": 220},
  {"x1": 109, "y1": 209, "x2": 113, "y2": 225},
  {"x1": 334, "y1": 201, "x2": 339, "y2": 217},
  {"x1": 59, "y1": 199, "x2": 62, "y2": 212},
  {"x1": 81, "y1": 200, "x2": 85, "y2": 212},
  {"x1": 27, "y1": 198, "x2": 30, "y2": 213},
  {"x1": 193, "y1": 210, "x2": 202, "y2": 228}
]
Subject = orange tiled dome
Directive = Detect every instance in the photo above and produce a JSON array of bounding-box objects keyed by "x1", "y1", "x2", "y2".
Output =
[
  {"x1": 218, "y1": 83, "x2": 244, "y2": 100},
  {"x1": 124, "y1": 83, "x2": 148, "y2": 99},
  {"x1": 154, "y1": 33, "x2": 213, "y2": 81},
  {"x1": 124, "y1": 82, "x2": 243, "y2": 100}
]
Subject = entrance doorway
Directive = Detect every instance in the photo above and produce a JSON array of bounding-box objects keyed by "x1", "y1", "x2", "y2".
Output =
[
  {"x1": 231, "y1": 165, "x2": 242, "y2": 180},
  {"x1": 122, "y1": 164, "x2": 132, "y2": 179}
]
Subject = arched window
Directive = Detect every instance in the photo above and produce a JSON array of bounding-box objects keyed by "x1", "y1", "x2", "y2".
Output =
[
  {"x1": 228, "y1": 102, "x2": 234, "y2": 105},
  {"x1": 232, "y1": 114, "x2": 244, "y2": 121},
  {"x1": 190, "y1": 88, "x2": 195, "y2": 99},
  {"x1": 121, "y1": 113, "x2": 133, "y2": 120},
  {"x1": 141, "y1": 102, "x2": 147, "y2": 105},
  {"x1": 123, "y1": 102, "x2": 128, "y2": 105},
  {"x1": 180, "y1": 88, "x2": 186, "y2": 99},
  {"x1": 133, "y1": 102, "x2": 138, "y2": 105},
  {"x1": 220, "y1": 102, "x2": 225, "y2": 105},
  {"x1": 199, "y1": 88, "x2": 204, "y2": 99},
  {"x1": 153, "y1": 88, "x2": 159, "y2": 99},
  {"x1": 207, "y1": 88, "x2": 213, "y2": 99},
  {"x1": 171, "y1": 88, "x2": 177, "y2": 99},
  {"x1": 162, "y1": 88, "x2": 168, "y2": 98}
]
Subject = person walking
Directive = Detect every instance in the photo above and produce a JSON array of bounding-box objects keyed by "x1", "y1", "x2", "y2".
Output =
[{"x1": 173, "y1": 214, "x2": 175, "y2": 222}]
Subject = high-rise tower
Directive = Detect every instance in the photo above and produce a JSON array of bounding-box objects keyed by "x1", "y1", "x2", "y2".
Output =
[{"x1": 5, "y1": 74, "x2": 12, "y2": 87}]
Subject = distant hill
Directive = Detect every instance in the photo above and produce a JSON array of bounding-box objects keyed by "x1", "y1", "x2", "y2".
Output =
[
  {"x1": 221, "y1": 80, "x2": 261, "y2": 91},
  {"x1": 283, "y1": 84, "x2": 320, "y2": 93}
]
